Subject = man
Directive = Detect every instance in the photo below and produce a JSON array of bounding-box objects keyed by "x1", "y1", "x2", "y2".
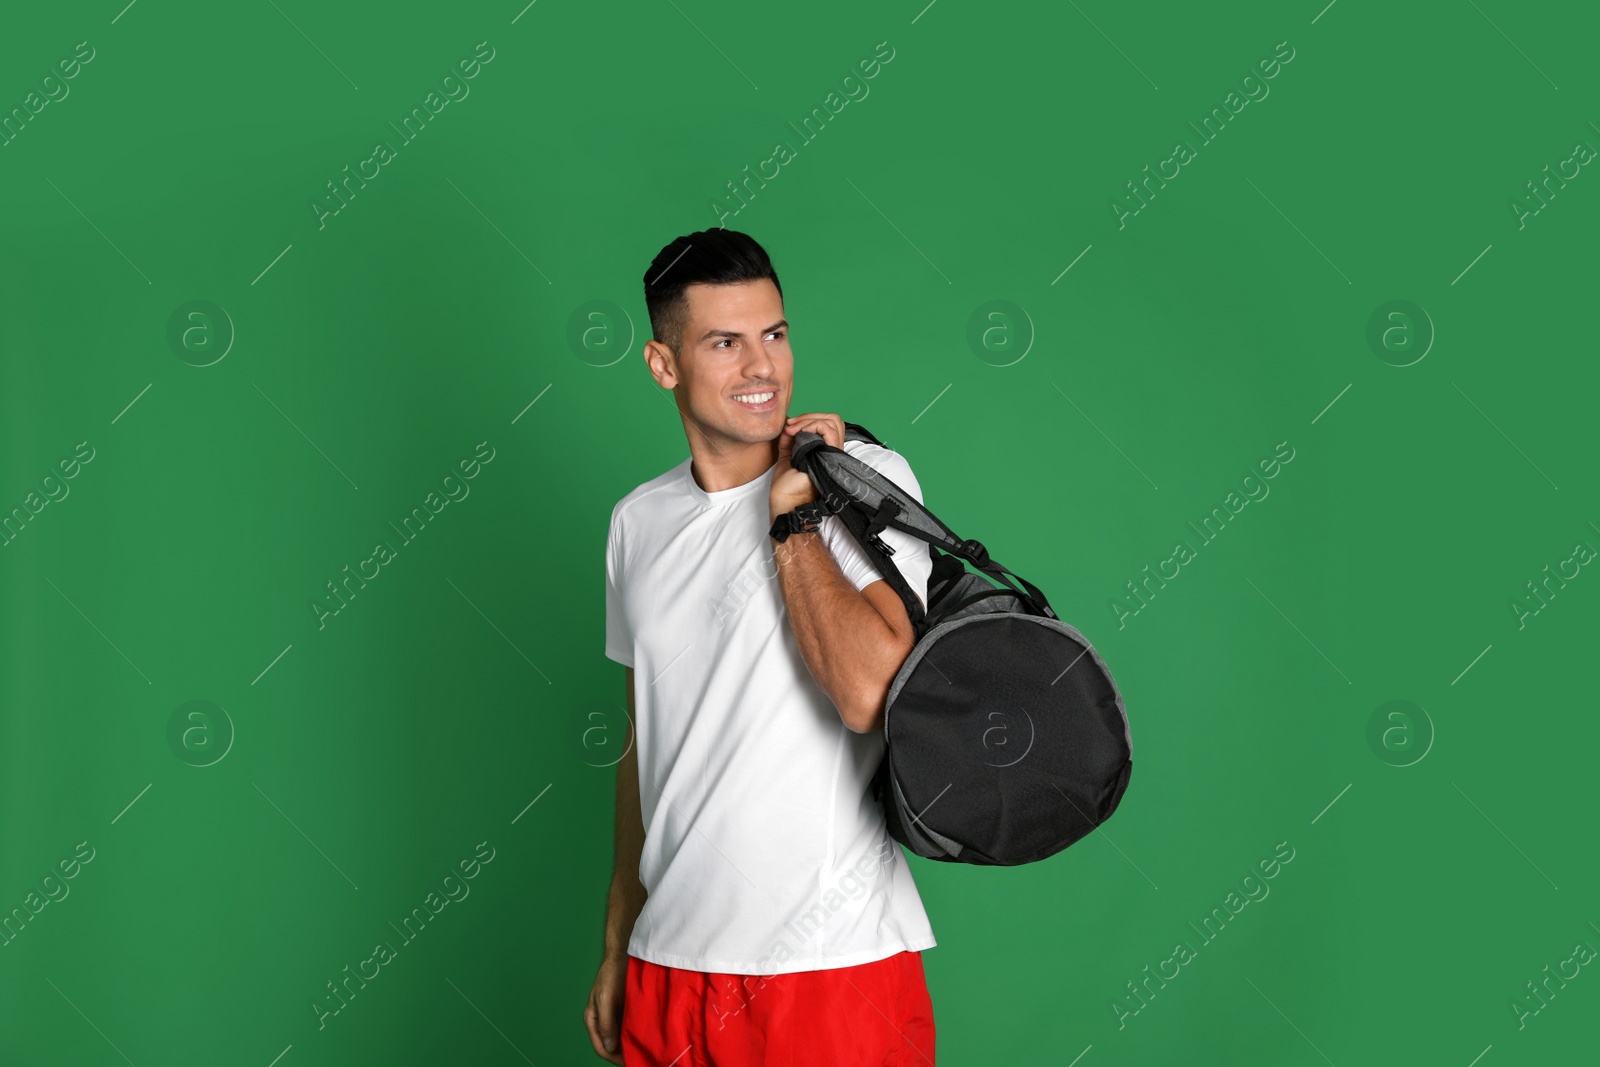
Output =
[{"x1": 584, "y1": 229, "x2": 937, "y2": 1065}]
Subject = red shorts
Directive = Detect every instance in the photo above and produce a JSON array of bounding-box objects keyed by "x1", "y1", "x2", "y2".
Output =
[{"x1": 621, "y1": 950, "x2": 935, "y2": 1066}]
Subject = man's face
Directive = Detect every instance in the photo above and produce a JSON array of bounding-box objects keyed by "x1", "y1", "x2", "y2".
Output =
[{"x1": 665, "y1": 279, "x2": 792, "y2": 447}]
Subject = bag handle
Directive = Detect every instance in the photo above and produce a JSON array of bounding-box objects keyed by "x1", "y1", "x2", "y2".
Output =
[{"x1": 792, "y1": 425, "x2": 1057, "y2": 623}]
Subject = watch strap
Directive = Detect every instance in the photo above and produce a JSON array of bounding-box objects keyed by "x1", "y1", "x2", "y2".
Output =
[{"x1": 770, "y1": 500, "x2": 830, "y2": 542}]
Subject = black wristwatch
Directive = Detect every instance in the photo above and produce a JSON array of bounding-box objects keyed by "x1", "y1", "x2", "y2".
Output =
[{"x1": 770, "y1": 500, "x2": 830, "y2": 543}]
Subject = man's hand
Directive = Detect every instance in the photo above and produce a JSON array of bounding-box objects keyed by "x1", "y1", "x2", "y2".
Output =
[
  {"x1": 770, "y1": 412, "x2": 845, "y2": 522},
  {"x1": 583, "y1": 954, "x2": 628, "y2": 1064}
]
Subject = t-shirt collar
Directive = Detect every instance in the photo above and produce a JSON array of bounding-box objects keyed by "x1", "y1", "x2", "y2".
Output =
[{"x1": 683, "y1": 456, "x2": 779, "y2": 508}]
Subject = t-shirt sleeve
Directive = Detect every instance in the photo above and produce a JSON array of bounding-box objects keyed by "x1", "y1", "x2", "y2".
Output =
[
  {"x1": 604, "y1": 502, "x2": 634, "y2": 667},
  {"x1": 817, "y1": 445, "x2": 933, "y2": 610}
]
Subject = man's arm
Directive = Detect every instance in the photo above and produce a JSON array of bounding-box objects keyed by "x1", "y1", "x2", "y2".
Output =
[
  {"x1": 585, "y1": 667, "x2": 644, "y2": 1063},
  {"x1": 773, "y1": 532, "x2": 917, "y2": 734},
  {"x1": 604, "y1": 666, "x2": 646, "y2": 958}
]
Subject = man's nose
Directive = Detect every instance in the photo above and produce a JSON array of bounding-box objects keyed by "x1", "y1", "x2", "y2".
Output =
[{"x1": 744, "y1": 344, "x2": 778, "y2": 377}]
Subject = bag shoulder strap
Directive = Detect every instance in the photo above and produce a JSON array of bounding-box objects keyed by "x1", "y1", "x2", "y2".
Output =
[
  {"x1": 794, "y1": 424, "x2": 1057, "y2": 627},
  {"x1": 842, "y1": 423, "x2": 885, "y2": 447}
]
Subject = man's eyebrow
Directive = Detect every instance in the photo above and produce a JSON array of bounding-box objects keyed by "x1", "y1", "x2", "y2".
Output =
[{"x1": 696, "y1": 319, "x2": 789, "y2": 344}]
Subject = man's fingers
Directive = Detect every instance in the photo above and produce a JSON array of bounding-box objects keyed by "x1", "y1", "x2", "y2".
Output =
[
  {"x1": 785, "y1": 413, "x2": 844, "y2": 447},
  {"x1": 584, "y1": 995, "x2": 602, "y2": 1046},
  {"x1": 585, "y1": 1003, "x2": 623, "y2": 1064},
  {"x1": 599, "y1": 989, "x2": 617, "y2": 1048},
  {"x1": 598, "y1": 989, "x2": 624, "y2": 1061}
]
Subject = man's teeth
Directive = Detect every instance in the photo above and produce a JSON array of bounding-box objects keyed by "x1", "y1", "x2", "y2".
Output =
[{"x1": 733, "y1": 392, "x2": 775, "y2": 404}]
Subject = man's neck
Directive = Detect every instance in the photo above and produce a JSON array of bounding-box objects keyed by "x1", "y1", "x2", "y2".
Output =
[{"x1": 686, "y1": 431, "x2": 779, "y2": 495}]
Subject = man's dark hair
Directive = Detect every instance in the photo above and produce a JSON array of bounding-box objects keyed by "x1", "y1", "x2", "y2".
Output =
[{"x1": 642, "y1": 229, "x2": 783, "y2": 356}]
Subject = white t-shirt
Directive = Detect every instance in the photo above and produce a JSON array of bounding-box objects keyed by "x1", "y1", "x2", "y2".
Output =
[{"x1": 604, "y1": 438, "x2": 937, "y2": 975}]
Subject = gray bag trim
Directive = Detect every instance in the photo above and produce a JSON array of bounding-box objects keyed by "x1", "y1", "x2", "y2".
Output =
[{"x1": 889, "y1": 770, "x2": 965, "y2": 859}]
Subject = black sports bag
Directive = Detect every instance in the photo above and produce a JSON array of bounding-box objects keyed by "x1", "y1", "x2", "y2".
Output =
[{"x1": 790, "y1": 422, "x2": 1132, "y2": 867}]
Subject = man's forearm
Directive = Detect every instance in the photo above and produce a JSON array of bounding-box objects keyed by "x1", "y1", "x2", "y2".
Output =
[
  {"x1": 603, "y1": 869, "x2": 646, "y2": 962},
  {"x1": 605, "y1": 673, "x2": 647, "y2": 961},
  {"x1": 773, "y1": 531, "x2": 909, "y2": 731}
]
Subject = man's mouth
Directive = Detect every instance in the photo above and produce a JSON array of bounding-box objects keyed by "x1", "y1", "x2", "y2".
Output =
[{"x1": 730, "y1": 390, "x2": 778, "y2": 412}]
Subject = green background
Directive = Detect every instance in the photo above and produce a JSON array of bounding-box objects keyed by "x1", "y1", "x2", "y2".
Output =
[{"x1": 3, "y1": 0, "x2": 1596, "y2": 1063}]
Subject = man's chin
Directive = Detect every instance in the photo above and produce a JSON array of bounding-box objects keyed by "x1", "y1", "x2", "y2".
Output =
[{"x1": 696, "y1": 418, "x2": 782, "y2": 447}]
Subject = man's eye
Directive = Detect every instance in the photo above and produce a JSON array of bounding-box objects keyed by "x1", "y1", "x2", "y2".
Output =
[{"x1": 767, "y1": 332, "x2": 785, "y2": 342}]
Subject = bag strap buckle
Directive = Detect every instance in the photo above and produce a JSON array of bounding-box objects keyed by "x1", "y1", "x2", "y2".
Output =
[{"x1": 863, "y1": 497, "x2": 901, "y2": 557}]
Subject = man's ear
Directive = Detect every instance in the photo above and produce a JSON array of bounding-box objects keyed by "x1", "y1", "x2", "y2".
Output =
[{"x1": 643, "y1": 339, "x2": 679, "y2": 390}]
